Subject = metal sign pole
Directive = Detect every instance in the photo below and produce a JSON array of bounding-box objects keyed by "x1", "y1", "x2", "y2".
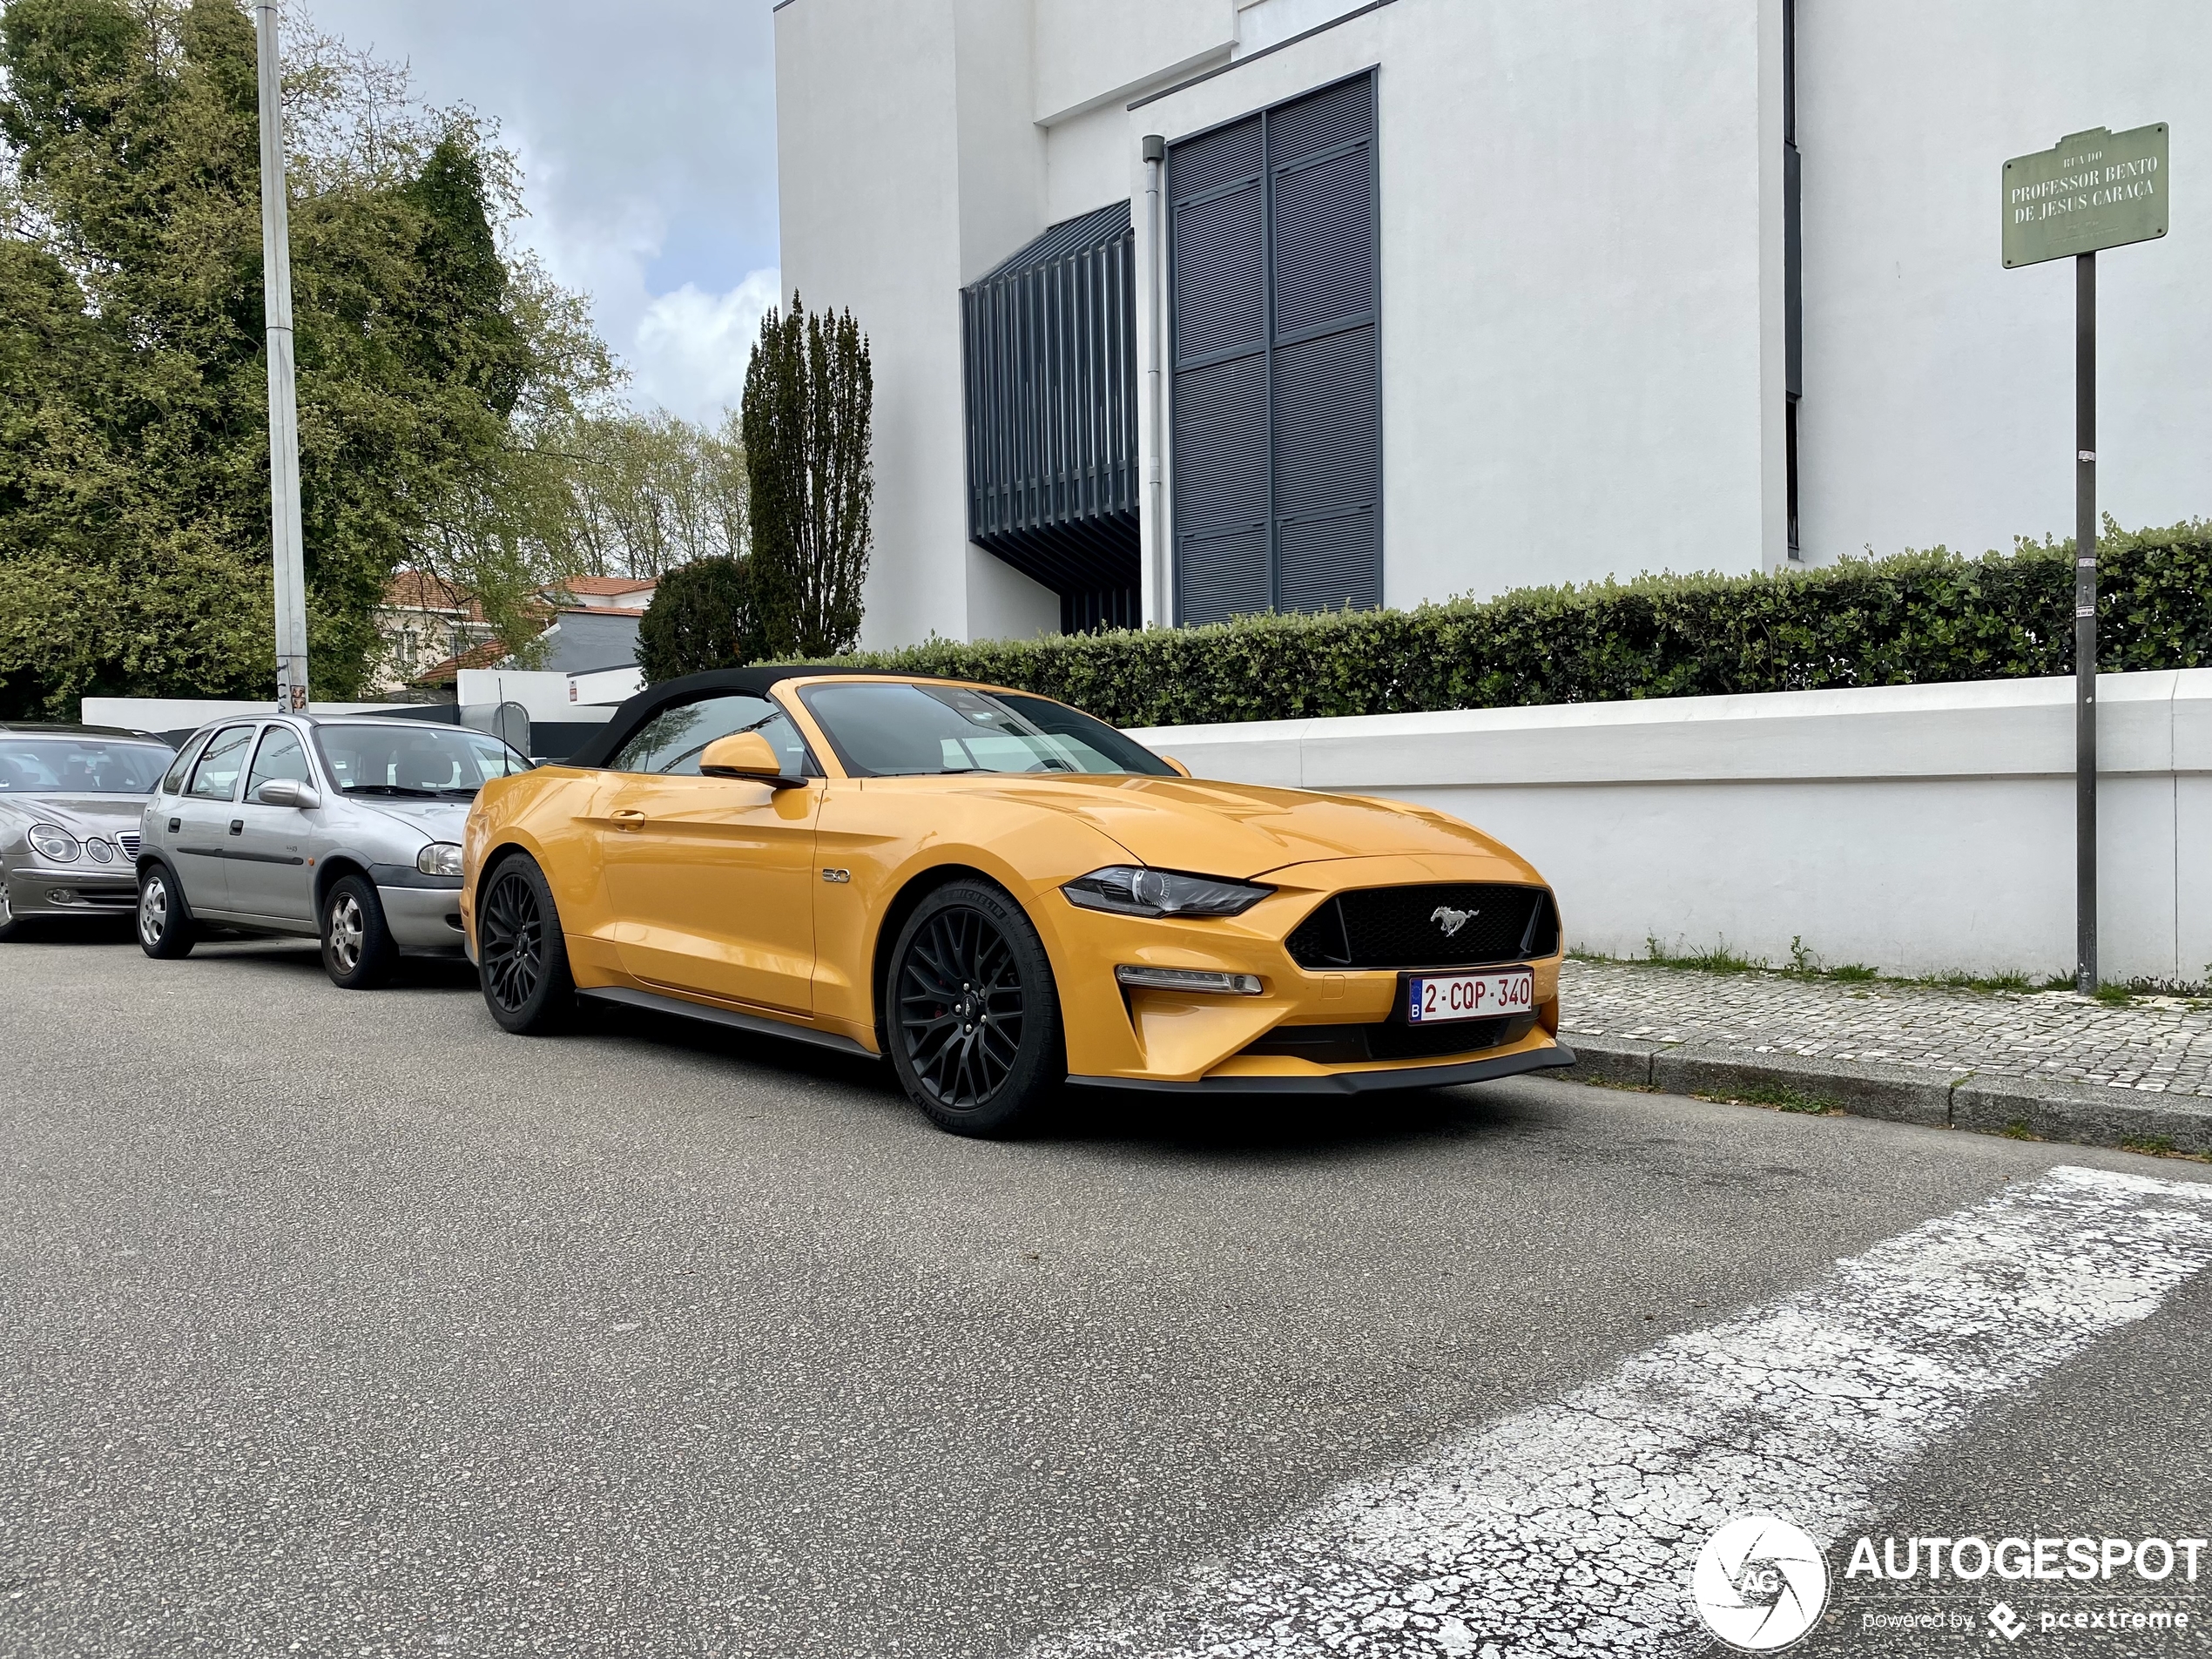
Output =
[
  {"x1": 2074, "y1": 251, "x2": 2096, "y2": 995},
  {"x1": 254, "y1": 2, "x2": 310, "y2": 711},
  {"x1": 2002, "y1": 120, "x2": 2165, "y2": 998}
]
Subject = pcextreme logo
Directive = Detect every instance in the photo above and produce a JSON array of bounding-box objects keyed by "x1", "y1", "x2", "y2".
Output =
[{"x1": 1693, "y1": 1514, "x2": 1831, "y2": 1651}]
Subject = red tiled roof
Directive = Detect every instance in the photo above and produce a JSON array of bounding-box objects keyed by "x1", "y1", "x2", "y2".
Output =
[
  {"x1": 382, "y1": 570, "x2": 484, "y2": 619},
  {"x1": 408, "y1": 637, "x2": 509, "y2": 687},
  {"x1": 558, "y1": 576, "x2": 659, "y2": 597}
]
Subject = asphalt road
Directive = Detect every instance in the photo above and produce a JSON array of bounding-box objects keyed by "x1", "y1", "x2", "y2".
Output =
[{"x1": 3, "y1": 932, "x2": 2208, "y2": 1658}]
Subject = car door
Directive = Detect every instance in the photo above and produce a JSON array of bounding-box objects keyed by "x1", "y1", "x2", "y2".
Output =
[
  {"x1": 170, "y1": 723, "x2": 255, "y2": 914},
  {"x1": 227, "y1": 723, "x2": 317, "y2": 923},
  {"x1": 595, "y1": 692, "x2": 820, "y2": 1014}
]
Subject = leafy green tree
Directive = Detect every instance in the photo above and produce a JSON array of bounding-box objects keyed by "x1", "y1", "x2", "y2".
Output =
[
  {"x1": 0, "y1": 0, "x2": 610, "y2": 716},
  {"x1": 742, "y1": 292, "x2": 873, "y2": 659},
  {"x1": 635, "y1": 554, "x2": 761, "y2": 683}
]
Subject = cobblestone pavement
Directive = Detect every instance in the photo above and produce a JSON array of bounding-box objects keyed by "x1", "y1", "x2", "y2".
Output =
[{"x1": 1558, "y1": 957, "x2": 2212, "y2": 1097}]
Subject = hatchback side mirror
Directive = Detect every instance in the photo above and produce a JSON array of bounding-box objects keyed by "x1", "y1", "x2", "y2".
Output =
[
  {"x1": 256, "y1": 778, "x2": 321, "y2": 810},
  {"x1": 698, "y1": 732, "x2": 808, "y2": 790}
]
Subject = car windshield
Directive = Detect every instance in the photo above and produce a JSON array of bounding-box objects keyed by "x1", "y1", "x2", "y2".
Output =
[
  {"x1": 0, "y1": 737, "x2": 172, "y2": 795},
  {"x1": 315, "y1": 724, "x2": 532, "y2": 799},
  {"x1": 798, "y1": 682, "x2": 1174, "y2": 778}
]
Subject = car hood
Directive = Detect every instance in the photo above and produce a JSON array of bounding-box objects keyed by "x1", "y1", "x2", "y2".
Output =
[
  {"x1": 950, "y1": 774, "x2": 1525, "y2": 880},
  {"x1": 0, "y1": 794, "x2": 153, "y2": 839},
  {"x1": 351, "y1": 797, "x2": 472, "y2": 842}
]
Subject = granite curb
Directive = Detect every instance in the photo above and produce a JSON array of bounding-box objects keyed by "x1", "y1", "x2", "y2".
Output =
[{"x1": 1561, "y1": 1033, "x2": 2212, "y2": 1157}]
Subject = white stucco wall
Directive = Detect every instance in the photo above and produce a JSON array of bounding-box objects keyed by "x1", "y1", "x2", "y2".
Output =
[
  {"x1": 1131, "y1": 670, "x2": 2212, "y2": 988},
  {"x1": 774, "y1": 0, "x2": 1059, "y2": 651},
  {"x1": 1796, "y1": 0, "x2": 2211, "y2": 564},
  {"x1": 1132, "y1": 0, "x2": 1787, "y2": 614}
]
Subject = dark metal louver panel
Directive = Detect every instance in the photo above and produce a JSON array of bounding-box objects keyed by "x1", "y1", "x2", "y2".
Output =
[
  {"x1": 1169, "y1": 71, "x2": 1379, "y2": 627},
  {"x1": 961, "y1": 202, "x2": 1140, "y2": 631},
  {"x1": 1273, "y1": 149, "x2": 1373, "y2": 337},
  {"x1": 1173, "y1": 184, "x2": 1267, "y2": 359}
]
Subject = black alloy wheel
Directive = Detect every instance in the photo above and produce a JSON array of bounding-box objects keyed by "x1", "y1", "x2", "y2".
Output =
[
  {"x1": 478, "y1": 856, "x2": 575, "y2": 1035},
  {"x1": 888, "y1": 880, "x2": 1062, "y2": 1136}
]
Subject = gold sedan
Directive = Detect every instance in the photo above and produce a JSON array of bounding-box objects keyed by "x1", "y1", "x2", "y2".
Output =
[{"x1": 461, "y1": 668, "x2": 1573, "y2": 1135}]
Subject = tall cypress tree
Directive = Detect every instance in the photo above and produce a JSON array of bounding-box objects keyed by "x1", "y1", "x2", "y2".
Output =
[{"x1": 741, "y1": 292, "x2": 873, "y2": 659}]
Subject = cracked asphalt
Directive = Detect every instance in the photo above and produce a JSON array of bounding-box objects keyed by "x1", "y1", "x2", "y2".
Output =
[{"x1": 3, "y1": 933, "x2": 2209, "y2": 1657}]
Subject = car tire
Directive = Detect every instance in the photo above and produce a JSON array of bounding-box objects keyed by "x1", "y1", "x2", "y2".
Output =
[
  {"x1": 321, "y1": 873, "x2": 397, "y2": 989},
  {"x1": 886, "y1": 879, "x2": 1064, "y2": 1137},
  {"x1": 136, "y1": 866, "x2": 195, "y2": 958},
  {"x1": 0, "y1": 878, "x2": 27, "y2": 942},
  {"x1": 476, "y1": 854, "x2": 576, "y2": 1035}
]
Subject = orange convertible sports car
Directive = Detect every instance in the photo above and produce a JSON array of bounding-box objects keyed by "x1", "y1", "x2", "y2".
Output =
[{"x1": 460, "y1": 667, "x2": 1574, "y2": 1135}]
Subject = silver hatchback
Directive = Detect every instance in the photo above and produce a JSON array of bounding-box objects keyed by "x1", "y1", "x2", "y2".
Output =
[{"x1": 135, "y1": 714, "x2": 531, "y2": 988}]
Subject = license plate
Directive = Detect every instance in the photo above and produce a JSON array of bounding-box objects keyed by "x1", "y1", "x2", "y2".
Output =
[{"x1": 1406, "y1": 968, "x2": 1534, "y2": 1023}]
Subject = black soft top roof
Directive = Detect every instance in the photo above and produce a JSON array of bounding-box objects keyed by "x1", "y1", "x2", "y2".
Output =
[{"x1": 563, "y1": 664, "x2": 957, "y2": 770}]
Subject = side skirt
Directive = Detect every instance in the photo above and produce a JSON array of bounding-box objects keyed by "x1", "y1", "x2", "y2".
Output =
[{"x1": 578, "y1": 985, "x2": 879, "y2": 1060}]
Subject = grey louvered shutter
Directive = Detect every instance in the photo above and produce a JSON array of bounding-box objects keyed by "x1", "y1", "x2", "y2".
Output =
[
  {"x1": 1169, "y1": 117, "x2": 1269, "y2": 624},
  {"x1": 1268, "y1": 77, "x2": 1378, "y2": 613},
  {"x1": 1168, "y1": 73, "x2": 1378, "y2": 625}
]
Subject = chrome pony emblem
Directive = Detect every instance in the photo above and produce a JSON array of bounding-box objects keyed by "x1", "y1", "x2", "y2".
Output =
[{"x1": 1430, "y1": 906, "x2": 1477, "y2": 938}]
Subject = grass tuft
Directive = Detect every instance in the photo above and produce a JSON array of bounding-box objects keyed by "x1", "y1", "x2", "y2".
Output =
[
  {"x1": 1643, "y1": 934, "x2": 1768, "y2": 974},
  {"x1": 1696, "y1": 1080, "x2": 1838, "y2": 1115},
  {"x1": 2000, "y1": 1119, "x2": 2037, "y2": 1141}
]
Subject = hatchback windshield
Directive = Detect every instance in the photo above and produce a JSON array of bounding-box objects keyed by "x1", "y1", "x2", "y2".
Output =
[
  {"x1": 315, "y1": 725, "x2": 531, "y2": 798},
  {"x1": 799, "y1": 682, "x2": 1174, "y2": 778},
  {"x1": 0, "y1": 737, "x2": 172, "y2": 795}
]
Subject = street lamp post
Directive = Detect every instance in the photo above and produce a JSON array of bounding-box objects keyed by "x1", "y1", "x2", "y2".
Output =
[{"x1": 254, "y1": 1, "x2": 310, "y2": 711}]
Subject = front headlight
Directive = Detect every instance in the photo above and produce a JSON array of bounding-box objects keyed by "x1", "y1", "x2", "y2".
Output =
[
  {"x1": 28, "y1": 824, "x2": 80, "y2": 862},
  {"x1": 1062, "y1": 866, "x2": 1271, "y2": 919},
  {"x1": 416, "y1": 841, "x2": 464, "y2": 877}
]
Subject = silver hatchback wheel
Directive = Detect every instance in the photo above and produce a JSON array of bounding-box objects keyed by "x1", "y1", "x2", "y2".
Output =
[
  {"x1": 327, "y1": 891, "x2": 365, "y2": 976},
  {"x1": 137, "y1": 875, "x2": 166, "y2": 948}
]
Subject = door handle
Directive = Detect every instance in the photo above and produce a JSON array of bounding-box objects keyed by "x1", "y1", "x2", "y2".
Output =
[
  {"x1": 229, "y1": 819, "x2": 244, "y2": 835},
  {"x1": 610, "y1": 809, "x2": 647, "y2": 832}
]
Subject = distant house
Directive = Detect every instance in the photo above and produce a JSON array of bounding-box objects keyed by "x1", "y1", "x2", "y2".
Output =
[
  {"x1": 369, "y1": 571, "x2": 496, "y2": 696},
  {"x1": 385, "y1": 572, "x2": 660, "y2": 698}
]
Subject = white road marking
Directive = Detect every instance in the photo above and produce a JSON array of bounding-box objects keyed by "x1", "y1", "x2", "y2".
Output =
[{"x1": 1031, "y1": 1166, "x2": 2212, "y2": 1659}]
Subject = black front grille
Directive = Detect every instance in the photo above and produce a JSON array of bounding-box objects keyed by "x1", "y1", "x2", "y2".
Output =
[
  {"x1": 1285, "y1": 884, "x2": 1556, "y2": 970},
  {"x1": 1244, "y1": 1013, "x2": 1534, "y2": 1064}
]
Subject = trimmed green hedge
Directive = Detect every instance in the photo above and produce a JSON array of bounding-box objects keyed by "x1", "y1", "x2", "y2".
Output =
[{"x1": 826, "y1": 522, "x2": 2212, "y2": 728}]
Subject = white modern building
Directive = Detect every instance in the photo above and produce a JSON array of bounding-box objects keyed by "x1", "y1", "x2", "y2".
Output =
[{"x1": 773, "y1": 0, "x2": 2208, "y2": 650}]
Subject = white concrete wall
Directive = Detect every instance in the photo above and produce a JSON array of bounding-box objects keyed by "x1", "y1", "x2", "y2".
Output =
[
  {"x1": 773, "y1": 0, "x2": 1059, "y2": 652},
  {"x1": 1130, "y1": 0, "x2": 1788, "y2": 615},
  {"x1": 1797, "y1": 0, "x2": 2212, "y2": 564},
  {"x1": 1130, "y1": 670, "x2": 2212, "y2": 988}
]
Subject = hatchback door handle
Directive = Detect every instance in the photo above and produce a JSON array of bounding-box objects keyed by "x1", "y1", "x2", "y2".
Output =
[
  {"x1": 229, "y1": 819, "x2": 243, "y2": 835},
  {"x1": 610, "y1": 809, "x2": 647, "y2": 832}
]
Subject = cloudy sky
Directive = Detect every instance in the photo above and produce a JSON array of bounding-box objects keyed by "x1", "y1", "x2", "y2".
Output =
[{"x1": 304, "y1": 0, "x2": 780, "y2": 425}]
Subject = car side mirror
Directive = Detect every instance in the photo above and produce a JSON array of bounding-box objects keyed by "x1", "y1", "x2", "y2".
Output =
[
  {"x1": 1161, "y1": 755, "x2": 1192, "y2": 778},
  {"x1": 698, "y1": 732, "x2": 808, "y2": 790},
  {"x1": 256, "y1": 778, "x2": 321, "y2": 810}
]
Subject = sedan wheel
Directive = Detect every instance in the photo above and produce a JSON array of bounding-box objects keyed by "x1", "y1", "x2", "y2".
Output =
[
  {"x1": 320, "y1": 873, "x2": 395, "y2": 989},
  {"x1": 136, "y1": 867, "x2": 195, "y2": 958},
  {"x1": 477, "y1": 857, "x2": 575, "y2": 1035},
  {"x1": 887, "y1": 880, "x2": 1063, "y2": 1136},
  {"x1": 0, "y1": 879, "x2": 21, "y2": 942}
]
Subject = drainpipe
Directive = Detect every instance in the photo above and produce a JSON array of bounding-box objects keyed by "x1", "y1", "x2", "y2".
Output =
[{"x1": 1143, "y1": 133, "x2": 1167, "y2": 627}]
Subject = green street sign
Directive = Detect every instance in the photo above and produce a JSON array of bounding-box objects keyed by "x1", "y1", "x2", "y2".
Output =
[{"x1": 2003, "y1": 123, "x2": 2168, "y2": 267}]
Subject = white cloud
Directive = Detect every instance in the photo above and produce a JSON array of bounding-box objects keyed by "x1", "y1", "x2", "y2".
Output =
[{"x1": 631, "y1": 269, "x2": 784, "y2": 425}]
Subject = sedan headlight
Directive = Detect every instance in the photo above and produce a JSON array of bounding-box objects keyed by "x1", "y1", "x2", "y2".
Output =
[
  {"x1": 28, "y1": 824, "x2": 80, "y2": 862},
  {"x1": 416, "y1": 841, "x2": 464, "y2": 877},
  {"x1": 1062, "y1": 866, "x2": 1270, "y2": 919}
]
